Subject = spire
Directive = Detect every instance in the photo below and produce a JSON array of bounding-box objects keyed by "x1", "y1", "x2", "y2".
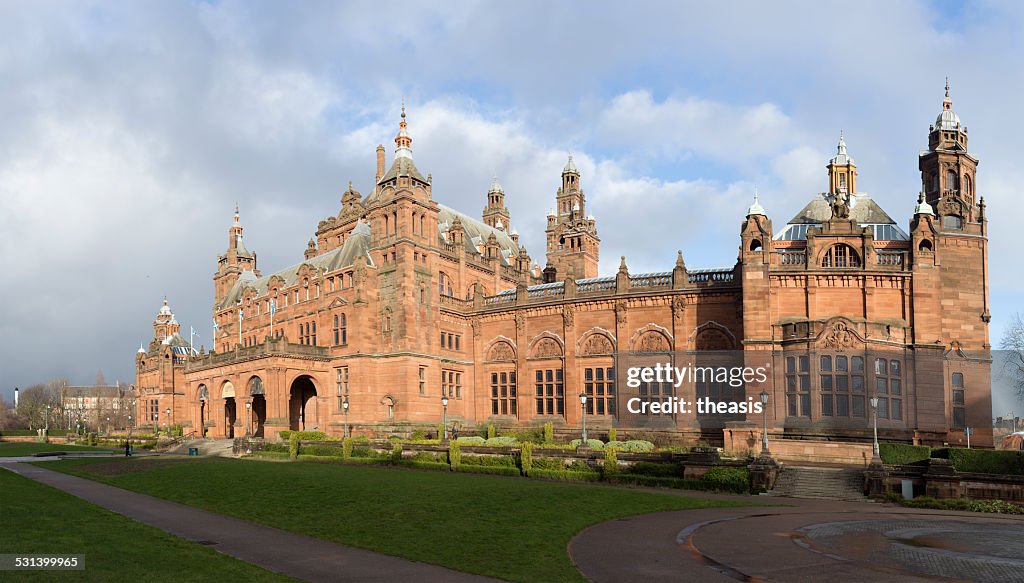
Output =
[
  {"x1": 935, "y1": 77, "x2": 961, "y2": 130},
  {"x1": 830, "y1": 131, "x2": 855, "y2": 166},
  {"x1": 233, "y1": 202, "x2": 240, "y2": 226},
  {"x1": 563, "y1": 154, "x2": 578, "y2": 174},
  {"x1": 489, "y1": 176, "x2": 503, "y2": 193},
  {"x1": 395, "y1": 103, "x2": 413, "y2": 159},
  {"x1": 746, "y1": 187, "x2": 766, "y2": 217}
]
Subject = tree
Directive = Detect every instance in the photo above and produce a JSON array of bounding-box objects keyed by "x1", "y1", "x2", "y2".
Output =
[
  {"x1": 1000, "y1": 313, "x2": 1024, "y2": 399},
  {"x1": 95, "y1": 370, "x2": 107, "y2": 386}
]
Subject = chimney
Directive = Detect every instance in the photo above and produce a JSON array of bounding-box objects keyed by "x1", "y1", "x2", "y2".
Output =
[
  {"x1": 13, "y1": 387, "x2": 19, "y2": 410},
  {"x1": 376, "y1": 144, "x2": 385, "y2": 182}
]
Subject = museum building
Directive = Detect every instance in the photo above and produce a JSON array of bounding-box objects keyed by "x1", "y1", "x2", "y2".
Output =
[{"x1": 135, "y1": 86, "x2": 992, "y2": 447}]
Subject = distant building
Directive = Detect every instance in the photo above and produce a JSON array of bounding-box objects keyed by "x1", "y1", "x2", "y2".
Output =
[
  {"x1": 63, "y1": 383, "x2": 134, "y2": 432},
  {"x1": 136, "y1": 85, "x2": 992, "y2": 447}
]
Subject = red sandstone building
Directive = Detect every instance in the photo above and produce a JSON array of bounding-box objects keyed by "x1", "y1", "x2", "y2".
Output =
[{"x1": 135, "y1": 87, "x2": 992, "y2": 447}]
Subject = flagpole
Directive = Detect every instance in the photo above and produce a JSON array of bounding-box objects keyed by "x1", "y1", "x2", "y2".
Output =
[
  {"x1": 239, "y1": 308, "x2": 243, "y2": 346},
  {"x1": 270, "y1": 300, "x2": 275, "y2": 337}
]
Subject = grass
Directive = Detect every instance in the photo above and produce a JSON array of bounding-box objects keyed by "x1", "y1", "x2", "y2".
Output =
[
  {"x1": 0, "y1": 469, "x2": 297, "y2": 583},
  {"x1": 47, "y1": 458, "x2": 752, "y2": 582},
  {"x1": 0, "y1": 443, "x2": 112, "y2": 457}
]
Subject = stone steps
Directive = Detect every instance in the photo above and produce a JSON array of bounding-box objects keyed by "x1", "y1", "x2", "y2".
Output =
[{"x1": 767, "y1": 466, "x2": 868, "y2": 501}]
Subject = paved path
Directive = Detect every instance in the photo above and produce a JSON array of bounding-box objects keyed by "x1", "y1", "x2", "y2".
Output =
[
  {"x1": 569, "y1": 496, "x2": 1024, "y2": 582},
  {"x1": 1, "y1": 462, "x2": 502, "y2": 583}
]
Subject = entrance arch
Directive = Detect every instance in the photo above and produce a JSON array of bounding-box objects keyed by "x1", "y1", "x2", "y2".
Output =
[
  {"x1": 248, "y1": 376, "x2": 267, "y2": 438},
  {"x1": 222, "y1": 381, "x2": 237, "y2": 438},
  {"x1": 289, "y1": 376, "x2": 318, "y2": 431}
]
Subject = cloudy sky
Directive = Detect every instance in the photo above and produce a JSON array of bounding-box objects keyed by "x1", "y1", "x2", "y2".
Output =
[{"x1": 1, "y1": 0, "x2": 1021, "y2": 413}]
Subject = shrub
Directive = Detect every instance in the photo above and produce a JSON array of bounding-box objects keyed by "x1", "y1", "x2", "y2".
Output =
[
  {"x1": 531, "y1": 469, "x2": 601, "y2": 482},
  {"x1": 484, "y1": 436, "x2": 518, "y2": 447},
  {"x1": 947, "y1": 448, "x2": 1024, "y2": 475},
  {"x1": 455, "y1": 436, "x2": 486, "y2": 445},
  {"x1": 298, "y1": 454, "x2": 341, "y2": 463},
  {"x1": 460, "y1": 465, "x2": 521, "y2": 477},
  {"x1": 608, "y1": 427, "x2": 617, "y2": 442},
  {"x1": 543, "y1": 422, "x2": 553, "y2": 444},
  {"x1": 403, "y1": 460, "x2": 451, "y2": 472},
  {"x1": 701, "y1": 467, "x2": 750, "y2": 491},
  {"x1": 289, "y1": 432, "x2": 299, "y2": 460},
  {"x1": 264, "y1": 443, "x2": 290, "y2": 453},
  {"x1": 568, "y1": 439, "x2": 604, "y2": 450},
  {"x1": 879, "y1": 443, "x2": 932, "y2": 465},
  {"x1": 520, "y1": 442, "x2": 533, "y2": 476},
  {"x1": 438, "y1": 424, "x2": 445, "y2": 440},
  {"x1": 568, "y1": 459, "x2": 591, "y2": 472},
  {"x1": 412, "y1": 451, "x2": 445, "y2": 463},
  {"x1": 390, "y1": 443, "x2": 403, "y2": 464},
  {"x1": 342, "y1": 437, "x2": 353, "y2": 460},
  {"x1": 629, "y1": 461, "x2": 682, "y2": 478},
  {"x1": 279, "y1": 430, "x2": 327, "y2": 441},
  {"x1": 351, "y1": 446, "x2": 375, "y2": 458},
  {"x1": 410, "y1": 429, "x2": 427, "y2": 441},
  {"x1": 486, "y1": 424, "x2": 496, "y2": 439},
  {"x1": 460, "y1": 455, "x2": 516, "y2": 467},
  {"x1": 622, "y1": 440, "x2": 656, "y2": 453},
  {"x1": 603, "y1": 448, "x2": 619, "y2": 476},
  {"x1": 448, "y1": 441, "x2": 461, "y2": 471},
  {"x1": 531, "y1": 457, "x2": 566, "y2": 471},
  {"x1": 253, "y1": 450, "x2": 290, "y2": 459},
  {"x1": 303, "y1": 444, "x2": 343, "y2": 457}
]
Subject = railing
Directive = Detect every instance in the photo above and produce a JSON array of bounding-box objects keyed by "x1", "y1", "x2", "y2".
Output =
[
  {"x1": 483, "y1": 293, "x2": 516, "y2": 305},
  {"x1": 439, "y1": 294, "x2": 471, "y2": 308},
  {"x1": 576, "y1": 277, "x2": 616, "y2": 293},
  {"x1": 777, "y1": 250, "x2": 807, "y2": 266},
  {"x1": 629, "y1": 272, "x2": 672, "y2": 288},
  {"x1": 162, "y1": 430, "x2": 197, "y2": 450},
  {"x1": 441, "y1": 241, "x2": 458, "y2": 255},
  {"x1": 528, "y1": 283, "x2": 564, "y2": 299},
  {"x1": 876, "y1": 252, "x2": 906, "y2": 267},
  {"x1": 188, "y1": 338, "x2": 330, "y2": 370},
  {"x1": 688, "y1": 269, "x2": 735, "y2": 284}
]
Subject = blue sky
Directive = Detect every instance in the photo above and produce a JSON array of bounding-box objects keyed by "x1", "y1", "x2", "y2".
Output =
[{"x1": 0, "y1": 0, "x2": 1021, "y2": 414}]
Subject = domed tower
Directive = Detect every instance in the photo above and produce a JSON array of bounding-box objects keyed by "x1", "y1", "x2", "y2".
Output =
[
  {"x1": 153, "y1": 297, "x2": 181, "y2": 341},
  {"x1": 919, "y1": 78, "x2": 979, "y2": 223},
  {"x1": 482, "y1": 177, "x2": 511, "y2": 230},
  {"x1": 214, "y1": 205, "x2": 258, "y2": 305},
  {"x1": 545, "y1": 156, "x2": 600, "y2": 280}
]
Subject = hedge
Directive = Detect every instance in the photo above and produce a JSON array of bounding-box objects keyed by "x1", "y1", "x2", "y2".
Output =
[
  {"x1": 298, "y1": 454, "x2": 343, "y2": 463},
  {"x1": 484, "y1": 436, "x2": 518, "y2": 447},
  {"x1": 895, "y1": 495, "x2": 1024, "y2": 515},
  {"x1": 402, "y1": 460, "x2": 452, "y2": 472},
  {"x1": 460, "y1": 455, "x2": 516, "y2": 467},
  {"x1": 628, "y1": 461, "x2": 683, "y2": 478},
  {"x1": 279, "y1": 430, "x2": 327, "y2": 441},
  {"x1": 531, "y1": 458, "x2": 566, "y2": 471},
  {"x1": 946, "y1": 448, "x2": 1024, "y2": 475},
  {"x1": 520, "y1": 442, "x2": 533, "y2": 476},
  {"x1": 459, "y1": 465, "x2": 521, "y2": 477},
  {"x1": 530, "y1": 469, "x2": 601, "y2": 482},
  {"x1": 342, "y1": 457, "x2": 392, "y2": 466},
  {"x1": 303, "y1": 444, "x2": 343, "y2": 457},
  {"x1": 568, "y1": 439, "x2": 605, "y2": 450},
  {"x1": 455, "y1": 436, "x2": 486, "y2": 445},
  {"x1": 253, "y1": 451, "x2": 290, "y2": 459},
  {"x1": 700, "y1": 467, "x2": 750, "y2": 491},
  {"x1": 879, "y1": 443, "x2": 932, "y2": 465}
]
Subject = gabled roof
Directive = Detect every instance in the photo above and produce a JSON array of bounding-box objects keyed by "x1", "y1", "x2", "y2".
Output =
[{"x1": 218, "y1": 222, "x2": 373, "y2": 309}]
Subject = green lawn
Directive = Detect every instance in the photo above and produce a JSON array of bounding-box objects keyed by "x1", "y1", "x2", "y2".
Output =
[
  {"x1": 47, "y1": 458, "x2": 752, "y2": 582},
  {"x1": 0, "y1": 443, "x2": 112, "y2": 457},
  {"x1": 0, "y1": 469, "x2": 297, "y2": 583}
]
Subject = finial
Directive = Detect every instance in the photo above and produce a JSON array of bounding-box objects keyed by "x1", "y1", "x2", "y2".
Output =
[
  {"x1": 675, "y1": 250, "x2": 685, "y2": 269},
  {"x1": 945, "y1": 76, "x2": 950, "y2": 98},
  {"x1": 401, "y1": 97, "x2": 406, "y2": 119},
  {"x1": 348, "y1": 180, "x2": 353, "y2": 191},
  {"x1": 618, "y1": 255, "x2": 628, "y2": 274}
]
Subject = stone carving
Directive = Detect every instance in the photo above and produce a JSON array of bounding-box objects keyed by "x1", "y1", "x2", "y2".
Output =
[
  {"x1": 581, "y1": 334, "x2": 613, "y2": 356},
  {"x1": 695, "y1": 329, "x2": 732, "y2": 351},
  {"x1": 672, "y1": 296, "x2": 686, "y2": 317},
  {"x1": 532, "y1": 337, "x2": 563, "y2": 359},
  {"x1": 636, "y1": 331, "x2": 669, "y2": 353},
  {"x1": 615, "y1": 301, "x2": 628, "y2": 325},
  {"x1": 471, "y1": 318, "x2": 481, "y2": 338},
  {"x1": 488, "y1": 342, "x2": 515, "y2": 361},
  {"x1": 563, "y1": 305, "x2": 575, "y2": 328},
  {"x1": 823, "y1": 321, "x2": 857, "y2": 351},
  {"x1": 515, "y1": 311, "x2": 526, "y2": 335},
  {"x1": 830, "y1": 192, "x2": 850, "y2": 220}
]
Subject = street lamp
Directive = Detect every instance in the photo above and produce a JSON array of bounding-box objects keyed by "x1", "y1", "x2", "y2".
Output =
[
  {"x1": 579, "y1": 393, "x2": 588, "y2": 443},
  {"x1": 342, "y1": 397, "x2": 350, "y2": 438},
  {"x1": 441, "y1": 395, "x2": 449, "y2": 442},
  {"x1": 106, "y1": 416, "x2": 110, "y2": 435},
  {"x1": 870, "y1": 396, "x2": 881, "y2": 464},
  {"x1": 165, "y1": 408, "x2": 171, "y2": 436},
  {"x1": 245, "y1": 401, "x2": 252, "y2": 437},
  {"x1": 45, "y1": 404, "x2": 51, "y2": 432},
  {"x1": 759, "y1": 390, "x2": 770, "y2": 456}
]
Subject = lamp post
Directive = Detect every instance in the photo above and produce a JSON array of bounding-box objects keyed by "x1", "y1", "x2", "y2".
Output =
[
  {"x1": 342, "y1": 397, "x2": 349, "y2": 438},
  {"x1": 165, "y1": 408, "x2": 171, "y2": 436},
  {"x1": 870, "y1": 396, "x2": 881, "y2": 464},
  {"x1": 579, "y1": 393, "x2": 588, "y2": 443},
  {"x1": 106, "y1": 416, "x2": 110, "y2": 435},
  {"x1": 245, "y1": 401, "x2": 252, "y2": 437},
  {"x1": 965, "y1": 426, "x2": 972, "y2": 449},
  {"x1": 441, "y1": 395, "x2": 449, "y2": 442},
  {"x1": 45, "y1": 404, "x2": 51, "y2": 432},
  {"x1": 759, "y1": 390, "x2": 770, "y2": 457}
]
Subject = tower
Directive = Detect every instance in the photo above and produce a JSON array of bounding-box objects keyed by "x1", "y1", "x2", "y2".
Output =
[
  {"x1": 919, "y1": 78, "x2": 979, "y2": 222},
  {"x1": 827, "y1": 131, "x2": 857, "y2": 197},
  {"x1": 482, "y1": 177, "x2": 511, "y2": 231},
  {"x1": 214, "y1": 205, "x2": 258, "y2": 305},
  {"x1": 153, "y1": 297, "x2": 181, "y2": 342},
  {"x1": 544, "y1": 156, "x2": 600, "y2": 280}
]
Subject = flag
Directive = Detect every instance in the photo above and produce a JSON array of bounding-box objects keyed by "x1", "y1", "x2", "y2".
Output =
[
  {"x1": 239, "y1": 308, "x2": 244, "y2": 320},
  {"x1": 270, "y1": 300, "x2": 276, "y2": 315},
  {"x1": 213, "y1": 320, "x2": 219, "y2": 331},
  {"x1": 190, "y1": 325, "x2": 199, "y2": 338}
]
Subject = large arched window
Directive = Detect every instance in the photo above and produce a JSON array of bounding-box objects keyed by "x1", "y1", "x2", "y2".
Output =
[
  {"x1": 821, "y1": 244, "x2": 861, "y2": 268},
  {"x1": 438, "y1": 272, "x2": 454, "y2": 297}
]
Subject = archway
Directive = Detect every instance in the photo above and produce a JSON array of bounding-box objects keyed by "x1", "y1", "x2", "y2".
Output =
[
  {"x1": 248, "y1": 376, "x2": 267, "y2": 438},
  {"x1": 289, "y1": 376, "x2": 318, "y2": 431},
  {"x1": 222, "y1": 381, "x2": 237, "y2": 438}
]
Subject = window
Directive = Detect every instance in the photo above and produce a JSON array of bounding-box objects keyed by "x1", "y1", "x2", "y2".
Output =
[
  {"x1": 491, "y1": 371, "x2": 517, "y2": 416},
  {"x1": 943, "y1": 215, "x2": 963, "y2": 230},
  {"x1": 785, "y1": 355, "x2": 811, "y2": 417},
  {"x1": 439, "y1": 272, "x2": 454, "y2": 297},
  {"x1": 637, "y1": 378, "x2": 674, "y2": 416},
  {"x1": 952, "y1": 372, "x2": 965, "y2": 429},
  {"x1": 336, "y1": 367, "x2": 349, "y2": 395},
  {"x1": 583, "y1": 367, "x2": 615, "y2": 415},
  {"x1": 946, "y1": 169, "x2": 958, "y2": 190},
  {"x1": 149, "y1": 400, "x2": 159, "y2": 422},
  {"x1": 873, "y1": 358, "x2": 902, "y2": 420},
  {"x1": 383, "y1": 313, "x2": 392, "y2": 334},
  {"x1": 440, "y1": 332, "x2": 462, "y2": 351},
  {"x1": 442, "y1": 370, "x2": 462, "y2": 399},
  {"x1": 821, "y1": 244, "x2": 861, "y2": 268},
  {"x1": 535, "y1": 369, "x2": 564, "y2": 416},
  {"x1": 419, "y1": 366, "x2": 426, "y2": 396},
  {"x1": 819, "y1": 355, "x2": 865, "y2": 418},
  {"x1": 333, "y1": 314, "x2": 347, "y2": 346}
]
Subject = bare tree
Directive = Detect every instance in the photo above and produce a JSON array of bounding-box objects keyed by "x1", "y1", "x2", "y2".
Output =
[
  {"x1": 1001, "y1": 313, "x2": 1024, "y2": 399},
  {"x1": 95, "y1": 370, "x2": 107, "y2": 386}
]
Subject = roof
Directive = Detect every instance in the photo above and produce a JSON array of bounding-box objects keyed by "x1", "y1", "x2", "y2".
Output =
[
  {"x1": 773, "y1": 193, "x2": 908, "y2": 241},
  {"x1": 218, "y1": 221, "x2": 373, "y2": 309},
  {"x1": 563, "y1": 155, "x2": 578, "y2": 174},
  {"x1": 438, "y1": 204, "x2": 521, "y2": 266},
  {"x1": 379, "y1": 156, "x2": 427, "y2": 185}
]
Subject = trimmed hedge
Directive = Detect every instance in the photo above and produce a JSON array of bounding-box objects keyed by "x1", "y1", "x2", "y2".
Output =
[
  {"x1": 279, "y1": 430, "x2": 327, "y2": 441},
  {"x1": 298, "y1": 454, "x2": 342, "y2": 463},
  {"x1": 484, "y1": 436, "x2": 518, "y2": 447},
  {"x1": 700, "y1": 467, "x2": 750, "y2": 491},
  {"x1": 605, "y1": 440, "x2": 656, "y2": 453},
  {"x1": 946, "y1": 448, "x2": 1024, "y2": 475},
  {"x1": 520, "y1": 442, "x2": 533, "y2": 476},
  {"x1": 403, "y1": 460, "x2": 451, "y2": 472},
  {"x1": 253, "y1": 451, "x2": 290, "y2": 459},
  {"x1": 531, "y1": 458, "x2": 567, "y2": 471},
  {"x1": 455, "y1": 436, "x2": 486, "y2": 445},
  {"x1": 629, "y1": 461, "x2": 683, "y2": 478},
  {"x1": 448, "y1": 441, "x2": 461, "y2": 471},
  {"x1": 895, "y1": 495, "x2": 1024, "y2": 515},
  {"x1": 531, "y1": 469, "x2": 601, "y2": 482},
  {"x1": 460, "y1": 455, "x2": 516, "y2": 467},
  {"x1": 568, "y1": 439, "x2": 605, "y2": 450},
  {"x1": 459, "y1": 465, "x2": 521, "y2": 477},
  {"x1": 879, "y1": 443, "x2": 932, "y2": 465}
]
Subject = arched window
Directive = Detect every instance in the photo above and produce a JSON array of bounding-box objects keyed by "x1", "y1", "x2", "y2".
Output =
[
  {"x1": 821, "y1": 244, "x2": 861, "y2": 268},
  {"x1": 439, "y1": 272, "x2": 453, "y2": 297},
  {"x1": 749, "y1": 239, "x2": 762, "y2": 252},
  {"x1": 918, "y1": 239, "x2": 933, "y2": 253},
  {"x1": 963, "y1": 174, "x2": 972, "y2": 200},
  {"x1": 946, "y1": 169, "x2": 958, "y2": 191}
]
